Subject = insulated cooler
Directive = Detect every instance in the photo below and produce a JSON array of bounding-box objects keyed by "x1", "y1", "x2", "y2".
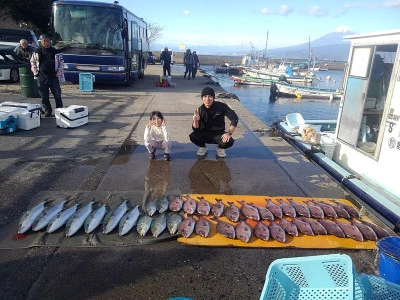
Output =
[
  {"x1": 0, "y1": 101, "x2": 41, "y2": 130},
  {"x1": 0, "y1": 112, "x2": 18, "y2": 134},
  {"x1": 55, "y1": 105, "x2": 89, "y2": 128}
]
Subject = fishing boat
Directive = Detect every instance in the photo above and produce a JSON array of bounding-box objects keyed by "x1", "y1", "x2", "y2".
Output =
[
  {"x1": 231, "y1": 75, "x2": 275, "y2": 87},
  {"x1": 270, "y1": 81, "x2": 343, "y2": 100},
  {"x1": 274, "y1": 30, "x2": 400, "y2": 232},
  {"x1": 243, "y1": 67, "x2": 314, "y2": 84}
]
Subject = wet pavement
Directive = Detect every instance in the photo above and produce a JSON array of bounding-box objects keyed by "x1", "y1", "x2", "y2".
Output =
[{"x1": 0, "y1": 65, "x2": 386, "y2": 299}]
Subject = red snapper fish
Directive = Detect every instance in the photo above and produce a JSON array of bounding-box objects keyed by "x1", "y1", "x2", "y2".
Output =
[
  {"x1": 330, "y1": 199, "x2": 361, "y2": 219},
  {"x1": 235, "y1": 220, "x2": 252, "y2": 243},
  {"x1": 182, "y1": 195, "x2": 197, "y2": 215},
  {"x1": 304, "y1": 201, "x2": 325, "y2": 219},
  {"x1": 291, "y1": 218, "x2": 314, "y2": 236},
  {"x1": 268, "y1": 222, "x2": 286, "y2": 243},
  {"x1": 287, "y1": 199, "x2": 311, "y2": 218},
  {"x1": 212, "y1": 217, "x2": 235, "y2": 239},
  {"x1": 178, "y1": 216, "x2": 196, "y2": 238},
  {"x1": 224, "y1": 202, "x2": 240, "y2": 222},
  {"x1": 168, "y1": 195, "x2": 183, "y2": 212},
  {"x1": 196, "y1": 196, "x2": 211, "y2": 216},
  {"x1": 254, "y1": 221, "x2": 270, "y2": 241},
  {"x1": 265, "y1": 199, "x2": 283, "y2": 218},
  {"x1": 277, "y1": 199, "x2": 296, "y2": 218},
  {"x1": 195, "y1": 216, "x2": 210, "y2": 238},
  {"x1": 318, "y1": 219, "x2": 345, "y2": 238},
  {"x1": 301, "y1": 217, "x2": 328, "y2": 235},
  {"x1": 237, "y1": 200, "x2": 260, "y2": 221},
  {"x1": 310, "y1": 200, "x2": 338, "y2": 218},
  {"x1": 211, "y1": 199, "x2": 225, "y2": 217}
]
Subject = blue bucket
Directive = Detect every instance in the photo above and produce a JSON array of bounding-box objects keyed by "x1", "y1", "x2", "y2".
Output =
[{"x1": 377, "y1": 236, "x2": 400, "y2": 285}]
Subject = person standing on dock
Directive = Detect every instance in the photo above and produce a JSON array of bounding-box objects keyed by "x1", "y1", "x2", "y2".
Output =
[
  {"x1": 192, "y1": 51, "x2": 200, "y2": 79},
  {"x1": 190, "y1": 87, "x2": 238, "y2": 158},
  {"x1": 183, "y1": 49, "x2": 193, "y2": 80},
  {"x1": 160, "y1": 46, "x2": 172, "y2": 76}
]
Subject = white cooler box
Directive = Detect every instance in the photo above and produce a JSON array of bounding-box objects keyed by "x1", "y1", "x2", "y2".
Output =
[
  {"x1": 0, "y1": 102, "x2": 41, "y2": 130},
  {"x1": 55, "y1": 105, "x2": 89, "y2": 128},
  {"x1": 0, "y1": 111, "x2": 18, "y2": 134}
]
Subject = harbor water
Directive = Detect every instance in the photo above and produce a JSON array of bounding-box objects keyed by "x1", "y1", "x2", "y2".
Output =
[{"x1": 209, "y1": 68, "x2": 345, "y2": 126}]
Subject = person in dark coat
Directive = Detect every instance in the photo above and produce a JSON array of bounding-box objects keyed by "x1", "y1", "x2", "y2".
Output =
[
  {"x1": 160, "y1": 46, "x2": 172, "y2": 76},
  {"x1": 183, "y1": 49, "x2": 193, "y2": 80},
  {"x1": 192, "y1": 51, "x2": 200, "y2": 79},
  {"x1": 16, "y1": 39, "x2": 33, "y2": 60},
  {"x1": 30, "y1": 34, "x2": 64, "y2": 117},
  {"x1": 190, "y1": 87, "x2": 238, "y2": 158}
]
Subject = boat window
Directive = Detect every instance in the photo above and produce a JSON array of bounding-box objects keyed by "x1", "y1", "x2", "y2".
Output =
[{"x1": 357, "y1": 45, "x2": 397, "y2": 157}]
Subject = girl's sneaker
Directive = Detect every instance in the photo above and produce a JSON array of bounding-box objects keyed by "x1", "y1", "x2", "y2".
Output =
[
  {"x1": 149, "y1": 149, "x2": 156, "y2": 159},
  {"x1": 164, "y1": 153, "x2": 171, "y2": 161}
]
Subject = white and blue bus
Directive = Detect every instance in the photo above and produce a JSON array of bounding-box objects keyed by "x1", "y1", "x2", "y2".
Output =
[{"x1": 51, "y1": 0, "x2": 148, "y2": 85}]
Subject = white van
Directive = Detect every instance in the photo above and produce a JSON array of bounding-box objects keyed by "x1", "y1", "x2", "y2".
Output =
[{"x1": 160, "y1": 48, "x2": 174, "y2": 65}]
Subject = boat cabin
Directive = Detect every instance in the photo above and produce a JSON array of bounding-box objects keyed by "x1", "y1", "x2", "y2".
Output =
[{"x1": 335, "y1": 30, "x2": 400, "y2": 221}]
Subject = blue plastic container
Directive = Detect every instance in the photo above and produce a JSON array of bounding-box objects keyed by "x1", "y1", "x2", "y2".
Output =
[
  {"x1": 79, "y1": 73, "x2": 94, "y2": 92},
  {"x1": 377, "y1": 236, "x2": 400, "y2": 285}
]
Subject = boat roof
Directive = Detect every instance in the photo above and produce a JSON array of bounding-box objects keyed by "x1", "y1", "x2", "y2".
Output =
[{"x1": 344, "y1": 29, "x2": 400, "y2": 40}]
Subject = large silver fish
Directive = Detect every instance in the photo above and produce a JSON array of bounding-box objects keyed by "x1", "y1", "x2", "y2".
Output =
[
  {"x1": 66, "y1": 201, "x2": 94, "y2": 237},
  {"x1": 196, "y1": 196, "x2": 211, "y2": 215},
  {"x1": 224, "y1": 202, "x2": 240, "y2": 222},
  {"x1": 167, "y1": 212, "x2": 183, "y2": 235},
  {"x1": 18, "y1": 201, "x2": 48, "y2": 234},
  {"x1": 235, "y1": 220, "x2": 252, "y2": 243},
  {"x1": 266, "y1": 199, "x2": 283, "y2": 218},
  {"x1": 195, "y1": 216, "x2": 210, "y2": 238},
  {"x1": 32, "y1": 200, "x2": 67, "y2": 231},
  {"x1": 254, "y1": 221, "x2": 270, "y2": 241},
  {"x1": 238, "y1": 200, "x2": 260, "y2": 221},
  {"x1": 151, "y1": 212, "x2": 167, "y2": 237},
  {"x1": 136, "y1": 214, "x2": 153, "y2": 236},
  {"x1": 84, "y1": 203, "x2": 110, "y2": 234},
  {"x1": 182, "y1": 195, "x2": 197, "y2": 215},
  {"x1": 103, "y1": 200, "x2": 128, "y2": 234},
  {"x1": 145, "y1": 199, "x2": 157, "y2": 216},
  {"x1": 168, "y1": 196, "x2": 183, "y2": 212},
  {"x1": 156, "y1": 197, "x2": 169, "y2": 214},
  {"x1": 47, "y1": 203, "x2": 79, "y2": 233},
  {"x1": 119, "y1": 205, "x2": 141, "y2": 236},
  {"x1": 178, "y1": 216, "x2": 196, "y2": 238},
  {"x1": 211, "y1": 199, "x2": 225, "y2": 217}
]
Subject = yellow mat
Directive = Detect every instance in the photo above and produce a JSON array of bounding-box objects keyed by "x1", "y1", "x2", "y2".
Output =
[{"x1": 177, "y1": 194, "x2": 378, "y2": 249}]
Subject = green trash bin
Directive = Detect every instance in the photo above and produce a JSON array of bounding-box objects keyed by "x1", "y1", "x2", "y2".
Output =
[{"x1": 19, "y1": 67, "x2": 40, "y2": 98}]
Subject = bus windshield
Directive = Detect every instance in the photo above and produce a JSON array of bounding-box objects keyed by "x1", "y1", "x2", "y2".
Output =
[{"x1": 53, "y1": 4, "x2": 123, "y2": 50}]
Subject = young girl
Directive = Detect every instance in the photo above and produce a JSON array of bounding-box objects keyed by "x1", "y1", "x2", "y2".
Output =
[{"x1": 144, "y1": 111, "x2": 171, "y2": 161}]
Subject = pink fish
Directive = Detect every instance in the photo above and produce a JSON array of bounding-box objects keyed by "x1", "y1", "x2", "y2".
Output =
[
  {"x1": 310, "y1": 200, "x2": 338, "y2": 218},
  {"x1": 335, "y1": 220, "x2": 364, "y2": 242},
  {"x1": 304, "y1": 201, "x2": 325, "y2": 219},
  {"x1": 268, "y1": 222, "x2": 286, "y2": 243},
  {"x1": 213, "y1": 217, "x2": 235, "y2": 239},
  {"x1": 224, "y1": 202, "x2": 240, "y2": 222},
  {"x1": 360, "y1": 220, "x2": 390, "y2": 238},
  {"x1": 292, "y1": 218, "x2": 314, "y2": 236},
  {"x1": 195, "y1": 216, "x2": 210, "y2": 238},
  {"x1": 182, "y1": 195, "x2": 197, "y2": 215},
  {"x1": 235, "y1": 220, "x2": 252, "y2": 243},
  {"x1": 251, "y1": 204, "x2": 274, "y2": 221},
  {"x1": 211, "y1": 199, "x2": 225, "y2": 217},
  {"x1": 279, "y1": 218, "x2": 298, "y2": 236},
  {"x1": 254, "y1": 222, "x2": 270, "y2": 241},
  {"x1": 351, "y1": 220, "x2": 377, "y2": 241},
  {"x1": 287, "y1": 199, "x2": 311, "y2": 218},
  {"x1": 168, "y1": 195, "x2": 183, "y2": 212},
  {"x1": 196, "y1": 196, "x2": 211, "y2": 216},
  {"x1": 277, "y1": 199, "x2": 296, "y2": 218},
  {"x1": 178, "y1": 216, "x2": 195, "y2": 238},
  {"x1": 237, "y1": 200, "x2": 260, "y2": 221},
  {"x1": 301, "y1": 217, "x2": 328, "y2": 235},
  {"x1": 318, "y1": 219, "x2": 345, "y2": 238},
  {"x1": 327, "y1": 201, "x2": 351, "y2": 219},
  {"x1": 266, "y1": 199, "x2": 283, "y2": 218},
  {"x1": 330, "y1": 199, "x2": 361, "y2": 219}
]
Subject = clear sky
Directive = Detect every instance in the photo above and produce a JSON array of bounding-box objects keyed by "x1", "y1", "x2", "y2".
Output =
[{"x1": 107, "y1": 0, "x2": 399, "y2": 50}]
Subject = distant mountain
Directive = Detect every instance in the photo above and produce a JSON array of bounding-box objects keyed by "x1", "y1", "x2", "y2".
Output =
[{"x1": 152, "y1": 30, "x2": 357, "y2": 61}]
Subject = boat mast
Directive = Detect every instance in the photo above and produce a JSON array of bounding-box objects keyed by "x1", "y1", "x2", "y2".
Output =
[
  {"x1": 308, "y1": 36, "x2": 311, "y2": 72},
  {"x1": 264, "y1": 30, "x2": 269, "y2": 64}
]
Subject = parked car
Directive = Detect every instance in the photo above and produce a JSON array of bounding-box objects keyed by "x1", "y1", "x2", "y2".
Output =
[{"x1": 0, "y1": 28, "x2": 39, "y2": 46}]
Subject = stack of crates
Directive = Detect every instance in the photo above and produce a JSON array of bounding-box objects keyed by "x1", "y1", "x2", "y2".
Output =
[{"x1": 79, "y1": 73, "x2": 94, "y2": 92}]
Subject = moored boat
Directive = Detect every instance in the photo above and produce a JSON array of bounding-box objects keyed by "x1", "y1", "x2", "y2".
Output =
[
  {"x1": 270, "y1": 81, "x2": 343, "y2": 100},
  {"x1": 273, "y1": 30, "x2": 400, "y2": 231},
  {"x1": 231, "y1": 75, "x2": 275, "y2": 87},
  {"x1": 243, "y1": 67, "x2": 314, "y2": 83}
]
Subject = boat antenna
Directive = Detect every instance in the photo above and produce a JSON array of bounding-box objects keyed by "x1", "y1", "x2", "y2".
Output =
[{"x1": 264, "y1": 30, "x2": 269, "y2": 64}]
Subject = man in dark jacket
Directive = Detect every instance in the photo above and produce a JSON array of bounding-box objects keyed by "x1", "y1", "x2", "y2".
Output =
[
  {"x1": 30, "y1": 34, "x2": 63, "y2": 117},
  {"x1": 16, "y1": 39, "x2": 33, "y2": 60},
  {"x1": 192, "y1": 51, "x2": 200, "y2": 79},
  {"x1": 190, "y1": 87, "x2": 238, "y2": 158},
  {"x1": 160, "y1": 46, "x2": 172, "y2": 76}
]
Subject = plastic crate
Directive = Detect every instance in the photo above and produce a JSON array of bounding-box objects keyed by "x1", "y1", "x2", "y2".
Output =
[
  {"x1": 359, "y1": 274, "x2": 400, "y2": 300},
  {"x1": 321, "y1": 142, "x2": 336, "y2": 159},
  {"x1": 79, "y1": 73, "x2": 94, "y2": 92},
  {"x1": 260, "y1": 254, "x2": 358, "y2": 300}
]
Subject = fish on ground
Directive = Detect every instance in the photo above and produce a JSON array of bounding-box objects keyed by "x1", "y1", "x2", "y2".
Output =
[
  {"x1": 136, "y1": 214, "x2": 153, "y2": 236},
  {"x1": 266, "y1": 199, "x2": 283, "y2": 218},
  {"x1": 268, "y1": 222, "x2": 286, "y2": 243},
  {"x1": 224, "y1": 202, "x2": 240, "y2": 222},
  {"x1": 277, "y1": 199, "x2": 296, "y2": 218},
  {"x1": 167, "y1": 212, "x2": 183, "y2": 235},
  {"x1": 301, "y1": 217, "x2": 328, "y2": 235},
  {"x1": 213, "y1": 217, "x2": 236, "y2": 239},
  {"x1": 278, "y1": 218, "x2": 298, "y2": 236},
  {"x1": 360, "y1": 220, "x2": 390, "y2": 238},
  {"x1": 66, "y1": 201, "x2": 94, "y2": 237},
  {"x1": 318, "y1": 219, "x2": 346, "y2": 238},
  {"x1": 47, "y1": 203, "x2": 79, "y2": 233},
  {"x1": 310, "y1": 200, "x2": 338, "y2": 218},
  {"x1": 195, "y1": 216, "x2": 210, "y2": 238},
  {"x1": 18, "y1": 201, "x2": 49, "y2": 234},
  {"x1": 151, "y1": 212, "x2": 167, "y2": 237},
  {"x1": 334, "y1": 220, "x2": 364, "y2": 242},
  {"x1": 178, "y1": 216, "x2": 196, "y2": 238},
  {"x1": 330, "y1": 199, "x2": 361, "y2": 219},
  {"x1": 103, "y1": 200, "x2": 128, "y2": 234},
  {"x1": 287, "y1": 199, "x2": 311, "y2": 218},
  {"x1": 32, "y1": 200, "x2": 68, "y2": 231},
  {"x1": 304, "y1": 201, "x2": 324, "y2": 219},
  {"x1": 182, "y1": 195, "x2": 197, "y2": 215},
  {"x1": 119, "y1": 205, "x2": 141, "y2": 236},
  {"x1": 251, "y1": 204, "x2": 274, "y2": 221},
  {"x1": 168, "y1": 195, "x2": 183, "y2": 212},
  {"x1": 145, "y1": 199, "x2": 157, "y2": 216},
  {"x1": 211, "y1": 199, "x2": 225, "y2": 217},
  {"x1": 291, "y1": 218, "x2": 314, "y2": 236},
  {"x1": 84, "y1": 203, "x2": 110, "y2": 234},
  {"x1": 254, "y1": 221, "x2": 270, "y2": 241},
  {"x1": 237, "y1": 200, "x2": 260, "y2": 221},
  {"x1": 235, "y1": 219, "x2": 252, "y2": 243},
  {"x1": 197, "y1": 196, "x2": 211, "y2": 216},
  {"x1": 156, "y1": 197, "x2": 169, "y2": 214},
  {"x1": 351, "y1": 220, "x2": 378, "y2": 241}
]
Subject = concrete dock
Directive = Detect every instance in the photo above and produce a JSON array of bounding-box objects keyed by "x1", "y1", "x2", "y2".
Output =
[{"x1": 0, "y1": 64, "x2": 385, "y2": 299}]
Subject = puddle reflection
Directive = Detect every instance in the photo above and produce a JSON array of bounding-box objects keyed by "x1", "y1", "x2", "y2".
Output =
[
  {"x1": 145, "y1": 160, "x2": 171, "y2": 199},
  {"x1": 188, "y1": 158, "x2": 233, "y2": 194}
]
